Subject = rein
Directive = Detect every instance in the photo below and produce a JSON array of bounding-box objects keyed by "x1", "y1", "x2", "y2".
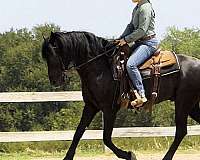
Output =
[{"x1": 67, "y1": 45, "x2": 118, "y2": 71}]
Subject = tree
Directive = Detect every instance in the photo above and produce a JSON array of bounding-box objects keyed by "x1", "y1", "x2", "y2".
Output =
[{"x1": 161, "y1": 26, "x2": 200, "y2": 59}]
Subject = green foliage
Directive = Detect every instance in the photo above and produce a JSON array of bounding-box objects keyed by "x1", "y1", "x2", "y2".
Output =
[
  {"x1": 0, "y1": 105, "x2": 20, "y2": 131},
  {"x1": 115, "y1": 109, "x2": 153, "y2": 127},
  {"x1": 152, "y1": 101, "x2": 175, "y2": 127},
  {"x1": 43, "y1": 102, "x2": 84, "y2": 131},
  {"x1": 161, "y1": 26, "x2": 200, "y2": 58}
]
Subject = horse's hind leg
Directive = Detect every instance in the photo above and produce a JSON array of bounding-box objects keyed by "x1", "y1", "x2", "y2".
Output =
[
  {"x1": 103, "y1": 111, "x2": 137, "y2": 160},
  {"x1": 189, "y1": 102, "x2": 200, "y2": 124},
  {"x1": 162, "y1": 95, "x2": 196, "y2": 160},
  {"x1": 63, "y1": 105, "x2": 98, "y2": 160}
]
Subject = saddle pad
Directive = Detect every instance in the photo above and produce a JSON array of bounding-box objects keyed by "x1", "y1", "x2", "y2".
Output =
[
  {"x1": 139, "y1": 51, "x2": 177, "y2": 70},
  {"x1": 140, "y1": 51, "x2": 180, "y2": 79}
]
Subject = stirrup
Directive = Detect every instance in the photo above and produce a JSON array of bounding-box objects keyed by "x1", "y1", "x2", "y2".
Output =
[
  {"x1": 130, "y1": 90, "x2": 147, "y2": 108},
  {"x1": 131, "y1": 97, "x2": 147, "y2": 108}
]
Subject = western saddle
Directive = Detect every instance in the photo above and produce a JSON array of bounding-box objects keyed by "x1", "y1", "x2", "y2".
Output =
[{"x1": 112, "y1": 44, "x2": 179, "y2": 112}]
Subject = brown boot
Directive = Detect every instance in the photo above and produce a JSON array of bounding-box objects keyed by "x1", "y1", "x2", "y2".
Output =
[{"x1": 131, "y1": 90, "x2": 147, "y2": 108}]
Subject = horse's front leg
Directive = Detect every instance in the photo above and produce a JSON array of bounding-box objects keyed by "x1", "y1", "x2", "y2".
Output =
[
  {"x1": 103, "y1": 111, "x2": 137, "y2": 160},
  {"x1": 63, "y1": 105, "x2": 98, "y2": 160}
]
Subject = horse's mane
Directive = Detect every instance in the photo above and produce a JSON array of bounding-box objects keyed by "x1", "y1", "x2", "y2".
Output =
[{"x1": 42, "y1": 31, "x2": 109, "y2": 60}]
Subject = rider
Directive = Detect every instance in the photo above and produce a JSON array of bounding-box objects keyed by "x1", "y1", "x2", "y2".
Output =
[{"x1": 116, "y1": 0, "x2": 159, "y2": 107}]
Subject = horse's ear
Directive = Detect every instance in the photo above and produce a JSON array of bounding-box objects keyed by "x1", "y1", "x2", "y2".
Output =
[{"x1": 49, "y1": 31, "x2": 56, "y2": 44}]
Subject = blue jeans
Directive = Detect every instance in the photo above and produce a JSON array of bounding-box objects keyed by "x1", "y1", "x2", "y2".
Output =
[{"x1": 126, "y1": 38, "x2": 159, "y2": 97}]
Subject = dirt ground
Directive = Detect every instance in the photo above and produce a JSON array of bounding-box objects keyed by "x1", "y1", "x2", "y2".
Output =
[
  {"x1": 33, "y1": 153, "x2": 200, "y2": 160},
  {"x1": 79, "y1": 154, "x2": 200, "y2": 160}
]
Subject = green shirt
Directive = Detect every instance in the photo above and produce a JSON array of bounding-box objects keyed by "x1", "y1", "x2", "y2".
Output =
[{"x1": 121, "y1": 0, "x2": 156, "y2": 43}]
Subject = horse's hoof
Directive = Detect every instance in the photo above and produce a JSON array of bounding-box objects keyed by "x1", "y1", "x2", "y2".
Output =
[{"x1": 128, "y1": 151, "x2": 137, "y2": 160}]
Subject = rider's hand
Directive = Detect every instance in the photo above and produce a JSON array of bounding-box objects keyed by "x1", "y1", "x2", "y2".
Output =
[{"x1": 115, "y1": 39, "x2": 127, "y2": 46}]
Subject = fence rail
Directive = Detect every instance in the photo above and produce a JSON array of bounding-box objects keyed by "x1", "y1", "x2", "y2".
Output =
[
  {"x1": 0, "y1": 91, "x2": 200, "y2": 143},
  {"x1": 1, "y1": 126, "x2": 200, "y2": 143},
  {"x1": 0, "y1": 91, "x2": 83, "y2": 102}
]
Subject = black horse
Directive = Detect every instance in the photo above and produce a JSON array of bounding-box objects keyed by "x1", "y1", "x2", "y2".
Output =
[{"x1": 42, "y1": 31, "x2": 200, "y2": 160}]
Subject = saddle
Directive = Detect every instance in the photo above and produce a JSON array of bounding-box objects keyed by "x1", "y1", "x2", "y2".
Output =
[
  {"x1": 139, "y1": 50, "x2": 177, "y2": 70},
  {"x1": 111, "y1": 45, "x2": 180, "y2": 112}
]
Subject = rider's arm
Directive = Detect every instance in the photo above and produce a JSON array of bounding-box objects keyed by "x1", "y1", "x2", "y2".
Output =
[{"x1": 124, "y1": 3, "x2": 152, "y2": 43}]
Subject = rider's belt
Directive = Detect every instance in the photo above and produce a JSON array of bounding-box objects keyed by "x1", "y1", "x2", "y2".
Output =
[{"x1": 137, "y1": 34, "x2": 156, "y2": 42}]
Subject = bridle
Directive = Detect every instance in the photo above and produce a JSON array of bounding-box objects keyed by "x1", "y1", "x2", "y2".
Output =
[{"x1": 50, "y1": 45, "x2": 68, "y2": 80}]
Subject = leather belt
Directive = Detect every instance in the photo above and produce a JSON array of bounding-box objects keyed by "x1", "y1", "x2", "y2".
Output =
[{"x1": 137, "y1": 34, "x2": 156, "y2": 42}]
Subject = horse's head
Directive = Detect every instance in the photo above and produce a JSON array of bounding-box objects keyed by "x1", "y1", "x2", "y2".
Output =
[
  {"x1": 42, "y1": 31, "x2": 114, "y2": 86},
  {"x1": 42, "y1": 32, "x2": 70, "y2": 87}
]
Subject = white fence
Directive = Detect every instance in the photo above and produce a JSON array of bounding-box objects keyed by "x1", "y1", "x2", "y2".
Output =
[
  {"x1": 0, "y1": 92, "x2": 200, "y2": 143},
  {"x1": 1, "y1": 126, "x2": 200, "y2": 143},
  {"x1": 0, "y1": 91, "x2": 83, "y2": 102}
]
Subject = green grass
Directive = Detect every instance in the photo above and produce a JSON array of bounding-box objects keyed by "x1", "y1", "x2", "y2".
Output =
[
  {"x1": 0, "y1": 150, "x2": 200, "y2": 160},
  {"x1": 0, "y1": 136, "x2": 200, "y2": 159},
  {"x1": 0, "y1": 153, "x2": 31, "y2": 160},
  {"x1": 0, "y1": 152, "x2": 106, "y2": 160}
]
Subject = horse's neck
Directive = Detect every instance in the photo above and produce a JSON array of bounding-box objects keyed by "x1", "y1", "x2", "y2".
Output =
[
  {"x1": 65, "y1": 33, "x2": 112, "y2": 72},
  {"x1": 72, "y1": 50, "x2": 94, "y2": 68},
  {"x1": 77, "y1": 59, "x2": 110, "y2": 83},
  {"x1": 73, "y1": 39, "x2": 109, "y2": 68}
]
